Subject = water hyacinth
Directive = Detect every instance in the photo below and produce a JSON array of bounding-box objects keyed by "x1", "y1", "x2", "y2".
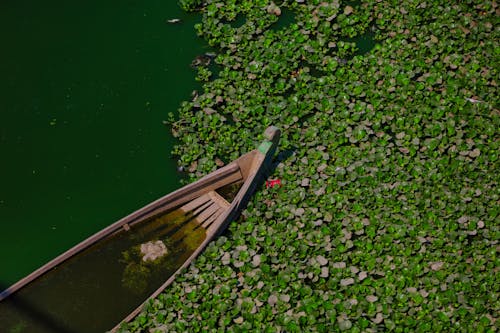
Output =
[{"x1": 121, "y1": 0, "x2": 499, "y2": 332}]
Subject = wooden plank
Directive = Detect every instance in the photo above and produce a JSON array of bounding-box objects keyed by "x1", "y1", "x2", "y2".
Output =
[
  {"x1": 180, "y1": 193, "x2": 211, "y2": 213},
  {"x1": 202, "y1": 207, "x2": 225, "y2": 230},
  {"x1": 192, "y1": 199, "x2": 213, "y2": 216},
  {"x1": 136, "y1": 168, "x2": 242, "y2": 223},
  {"x1": 195, "y1": 201, "x2": 220, "y2": 225},
  {"x1": 208, "y1": 190, "x2": 230, "y2": 209}
]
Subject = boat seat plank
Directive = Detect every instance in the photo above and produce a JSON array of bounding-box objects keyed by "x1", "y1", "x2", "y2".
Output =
[
  {"x1": 180, "y1": 193, "x2": 211, "y2": 213},
  {"x1": 195, "y1": 191, "x2": 230, "y2": 228},
  {"x1": 202, "y1": 207, "x2": 225, "y2": 230},
  {"x1": 192, "y1": 199, "x2": 213, "y2": 216},
  {"x1": 150, "y1": 165, "x2": 242, "y2": 216},
  {"x1": 195, "y1": 202, "x2": 220, "y2": 225},
  {"x1": 208, "y1": 190, "x2": 231, "y2": 210}
]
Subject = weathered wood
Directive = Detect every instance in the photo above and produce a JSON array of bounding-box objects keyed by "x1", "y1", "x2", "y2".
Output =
[
  {"x1": 202, "y1": 207, "x2": 225, "y2": 230},
  {"x1": 195, "y1": 201, "x2": 220, "y2": 225},
  {"x1": 180, "y1": 193, "x2": 211, "y2": 212},
  {"x1": 0, "y1": 164, "x2": 242, "y2": 302},
  {"x1": 112, "y1": 127, "x2": 280, "y2": 331},
  {"x1": 192, "y1": 199, "x2": 213, "y2": 216},
  {"x1": 208, "y1": 190, "x2": 230, "y2": 209}
]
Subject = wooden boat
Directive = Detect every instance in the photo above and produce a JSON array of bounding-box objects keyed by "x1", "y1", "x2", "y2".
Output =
[{"x1": 0, "y1": 126, "x2": 280, "y2": 333}]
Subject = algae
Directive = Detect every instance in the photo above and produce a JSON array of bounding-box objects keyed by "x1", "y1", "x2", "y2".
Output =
[{"x1": 120, "y1": 208, "x2": 206, "y2": 294}]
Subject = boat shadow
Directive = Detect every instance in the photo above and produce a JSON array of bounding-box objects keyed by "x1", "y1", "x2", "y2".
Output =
[{"x1": 271, "y1": 146, "x2": 297, "y2": 170}]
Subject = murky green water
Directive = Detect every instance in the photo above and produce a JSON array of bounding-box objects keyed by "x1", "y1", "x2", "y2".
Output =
[
  {"x1": 0, "y1": 1, "x2": 207, "y2": 287},
  {"x1": 0, "y1": 208, "x2": 206, "y2": 333}
]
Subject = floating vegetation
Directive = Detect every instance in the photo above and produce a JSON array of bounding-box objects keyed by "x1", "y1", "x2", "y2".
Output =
[{"x1": 123, "y1": 0, "x2": 499, "y2": 331}]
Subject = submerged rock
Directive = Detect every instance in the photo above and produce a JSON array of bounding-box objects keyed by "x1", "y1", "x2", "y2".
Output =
[{"x1": 140, "y1": 240, "x2": 168, "y2": 262}]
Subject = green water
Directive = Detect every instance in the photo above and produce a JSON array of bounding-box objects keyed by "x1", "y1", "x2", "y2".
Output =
[{"x1": 0, "y1": 1, "x2": 207, "y2": 287}]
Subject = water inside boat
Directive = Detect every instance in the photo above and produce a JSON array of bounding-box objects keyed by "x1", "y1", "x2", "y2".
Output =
[{"x1": 0, "y1": 207, "x2": 208, "y2": 333}]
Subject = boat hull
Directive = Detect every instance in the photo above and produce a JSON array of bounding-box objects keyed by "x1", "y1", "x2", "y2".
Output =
[{"x1": 0, "y1": 126, "x2": 280, "y2": 332}]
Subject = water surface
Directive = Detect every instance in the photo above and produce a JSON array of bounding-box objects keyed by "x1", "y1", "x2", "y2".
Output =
[{"x1": 0, "y1": 1, "x2": 206, "y2": 287}]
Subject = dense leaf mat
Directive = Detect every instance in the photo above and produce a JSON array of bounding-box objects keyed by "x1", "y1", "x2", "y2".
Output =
[{"x1": 121, "y1": 1, "x2": 499, "y2": 332}]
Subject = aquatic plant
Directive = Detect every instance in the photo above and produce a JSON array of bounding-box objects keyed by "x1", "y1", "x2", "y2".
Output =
[
  {"x1": 122, "y1": 260, "x2": 151, "y2": 294},
  {"x1": 121, "y1": 0, "x2": 499, "y2": 331},
  {"x1": 178, "y1": 0, "x2": 205, "y2": 12}
]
